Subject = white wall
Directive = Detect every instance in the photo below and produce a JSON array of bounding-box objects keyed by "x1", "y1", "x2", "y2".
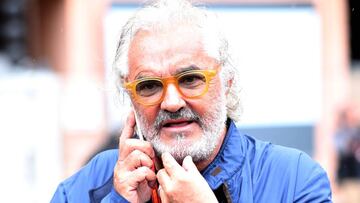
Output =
[
  {"x1": 0, "y1": 62, "x2": 62, "y2": 202},
  {"x1": 104, "y1": 5, "x2": 322, "y2": 128}
]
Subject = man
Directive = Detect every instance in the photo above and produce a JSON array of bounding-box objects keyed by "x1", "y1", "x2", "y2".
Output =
[{"x1": 51, "y1": 0, "x2": 332, "y2": 202}]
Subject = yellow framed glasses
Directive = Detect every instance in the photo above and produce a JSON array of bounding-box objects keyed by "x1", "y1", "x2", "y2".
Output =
[{"x1": 124, "y1": 69, "x2": 217, "y2": 106}]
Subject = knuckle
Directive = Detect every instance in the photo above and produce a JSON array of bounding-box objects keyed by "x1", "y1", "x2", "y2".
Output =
[
  {"x1": 114, "y1": 170, "x2": 128, "y2": 184},
  {"x1": 166, "y1": 186, "x2": 175, "y2": 197},
  {"x1": 126, "y1": 150, "x2": 142, "y2": 165},
  {"x1": 137, "y1": 166, "x2": 149, "y2": 176},
  {"x1": 113, "y1": 169, "x2": 120, "y2": 179},
  {"x1": 144, "y1": 141, "x2": 152, "y2": 149},
  {"x1": 124, "y1": 138, "x2": 133, "y2": 147},
  {"x1": 114, "y1": 160, "x2": 124, "y2": 172},
  {"x1": 131, "y1": 149, "x2": 142, "y2": 157},
  {"x1": 157, "y1": 169, "x2": 165, "y2": 177},
  {"x1": 140, "y1": 166, "x2": 150, "y2": 174},
  {"x1": 175, "y1": 176, "x2": 186, "y2": 184},
  {"x1": 165, "y1": 162, "x2": 175, "y2": 171}
]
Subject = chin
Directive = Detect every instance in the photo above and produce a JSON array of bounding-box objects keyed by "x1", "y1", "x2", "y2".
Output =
[
  {"x1": 162, "y1": 131, "x2": 199, "y2": 141},
  {"x1": 152, "y1": 133, "x2": 215, "y2": 163}
]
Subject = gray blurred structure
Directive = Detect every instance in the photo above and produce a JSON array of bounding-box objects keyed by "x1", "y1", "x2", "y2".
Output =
[{"x1": 0, "y1": 0, "x2": 27, "y2": 65}]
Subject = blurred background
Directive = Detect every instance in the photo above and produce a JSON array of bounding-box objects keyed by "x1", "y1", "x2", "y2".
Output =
[{"x1": 0, "y1": 0, "x2": 359, "y2": 202}]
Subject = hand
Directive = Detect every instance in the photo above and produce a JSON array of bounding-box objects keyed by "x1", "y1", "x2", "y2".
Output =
[
  {"x1": 157, "y1": 152, "x2": 218, "y2": 203},
  {"x1": 113, "y1": 111, "x2": 157, "y2": 203}
]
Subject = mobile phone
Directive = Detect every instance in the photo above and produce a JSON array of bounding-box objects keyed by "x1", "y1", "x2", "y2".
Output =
[{"x1": 133, "y1": 110, "x2": 144, "y2": 140}]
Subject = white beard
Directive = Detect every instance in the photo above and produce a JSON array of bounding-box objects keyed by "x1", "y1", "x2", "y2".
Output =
[{"x1": 135, "y1": 89, "x2": 227, "y2": 163}]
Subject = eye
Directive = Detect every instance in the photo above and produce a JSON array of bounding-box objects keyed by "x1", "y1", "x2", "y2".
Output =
[
  {"x1": 136, "y1": 80, "x2": 163, "y2": 97},
  {"x1": 178, "y1": 73, "x2": 206, "y2": 89}
]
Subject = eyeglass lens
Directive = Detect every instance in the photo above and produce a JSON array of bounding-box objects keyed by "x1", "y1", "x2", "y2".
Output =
[{"x1": 135, "y1": 72, "x2": 207, "y2": 103}]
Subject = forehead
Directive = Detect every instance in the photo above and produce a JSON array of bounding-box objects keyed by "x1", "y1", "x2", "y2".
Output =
[{"x1": 127, "y1": 24, "x2": 218, "y2": 79}]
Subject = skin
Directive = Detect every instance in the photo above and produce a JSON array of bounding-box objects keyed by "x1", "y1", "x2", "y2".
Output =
[
  {"x1": 113, "y1": 24, "x2": 229, "y2": 203},
  {"x1": 114, "y1": 112, "x2": 156, "y2": 203}
]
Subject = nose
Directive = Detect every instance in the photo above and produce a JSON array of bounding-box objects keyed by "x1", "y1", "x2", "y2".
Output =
[{"x1": 160, "y1": 84, "x2": 186, "y2": 112}]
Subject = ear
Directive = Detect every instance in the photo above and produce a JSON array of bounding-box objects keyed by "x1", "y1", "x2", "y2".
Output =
[
  {"x1": 120, "y1": 75, "x2": 128, "y2": 84},
  {"x1": 225, "y1": 77, "x2": 233, "y2": 95}
]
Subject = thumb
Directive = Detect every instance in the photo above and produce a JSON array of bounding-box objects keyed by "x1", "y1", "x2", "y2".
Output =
[{"x1": 182, "y1": 156, "x2": 197, "y2": 172}]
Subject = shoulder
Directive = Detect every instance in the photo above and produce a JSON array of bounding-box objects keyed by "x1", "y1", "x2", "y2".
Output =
[
  {"x1": 248, "y1": 136, "x2": 325, "y2": 180},
  {"x1": 245, "y1": 136, "x2": 332, "y2": 201},
  {"x1": 245, "y1": 135, "x2": 303, "y2": 169},
  {"x1": 51, "y1": 149, "x2": 118, "y2": 202},
  {"x1": 65, "y1": 149, "x2": 118, "y2": 189}
]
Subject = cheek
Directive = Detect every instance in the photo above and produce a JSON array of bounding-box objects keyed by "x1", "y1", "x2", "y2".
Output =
[
  {"x1": 133, "y1": 103, "x2": 159, "y2": 125},
  {"x1": 186, "y1": 100, "x2": 207, "y2": 116},
  {"x1": 185, "y1": 79, "x2": 224, "y2": 116}
]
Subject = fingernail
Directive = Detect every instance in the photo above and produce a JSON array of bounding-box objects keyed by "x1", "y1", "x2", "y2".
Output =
[
  {"x1": 162, "y1": 152, "x2": 170, "y2": 160},
  {"x1": 183, "y1": 155, "x2": 192, "y2": 163}
]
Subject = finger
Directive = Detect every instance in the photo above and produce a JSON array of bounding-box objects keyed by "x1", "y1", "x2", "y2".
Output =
[
  {"x1": 119, "y1": 111, "x2": 136, "y2": 150},
  {"x1": 128, "y1": 166, "x2": 156, "y2": 188},
  {"x1": 119, "y1": 139, "x2": 155, "y2": 160},
  {"x1": 122, "y1": 149, "x2": 154, "y2": 170},
  {"x1": 157, "y1": 169, "x2": 172, "y2": 193},
  {"x1": 182, "y1": 156, "x2": 197, "y2": 172},
  {"x1": 158, "y1": 185, "x2": 169, "y2": 203},
  {"x1": 161, "y1": 152, "x2": 183, "y2": 177}
]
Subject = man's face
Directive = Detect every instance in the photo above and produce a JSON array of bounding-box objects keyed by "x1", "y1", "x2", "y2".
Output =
[{"x1": 126, "y1": 24, "x2": 228, "y2": 162}]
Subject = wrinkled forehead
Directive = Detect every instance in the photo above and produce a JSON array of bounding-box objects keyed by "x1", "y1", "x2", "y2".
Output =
[
  {"x1": 133, "y1": 23, "x2": 203, "y2": 51},
  {"x1": 126, "y1": 24, "x2": 219, "y2": 79}
]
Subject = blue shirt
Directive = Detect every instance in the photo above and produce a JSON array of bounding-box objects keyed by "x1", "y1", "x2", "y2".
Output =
[{"x1": 51, "y1": 121, "x2": 332, "y2": 202}]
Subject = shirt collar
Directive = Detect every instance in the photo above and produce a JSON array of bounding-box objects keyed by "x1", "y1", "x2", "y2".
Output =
[{"x1": 201, "y1": 120, "x2": 246, "y2": 190}]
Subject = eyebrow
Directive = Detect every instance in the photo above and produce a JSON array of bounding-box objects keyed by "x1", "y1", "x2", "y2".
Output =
[
  {"x1": 135, "y1": 71, "x2": 162, "y2": 80},
  {"x1": 174, "y1": 65, "x2": 201, "y2": 75},
  {"x1": 135, "y1": 65, "x2": 201, "y2": 80}
]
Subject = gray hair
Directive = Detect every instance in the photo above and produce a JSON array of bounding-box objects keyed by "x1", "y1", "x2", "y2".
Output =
[{"x1": 113, "y1": 0, "x2": 242, "y2": 121}]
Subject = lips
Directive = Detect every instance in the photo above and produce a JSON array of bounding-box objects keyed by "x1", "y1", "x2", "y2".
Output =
[{"x1": 161, "y1": 119, "x2": 195, "y2": 128}]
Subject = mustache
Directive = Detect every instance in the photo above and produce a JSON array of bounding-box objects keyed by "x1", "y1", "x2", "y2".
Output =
[{"x1": 153, "y1": 107, "x2": 201, "y2": 131}]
